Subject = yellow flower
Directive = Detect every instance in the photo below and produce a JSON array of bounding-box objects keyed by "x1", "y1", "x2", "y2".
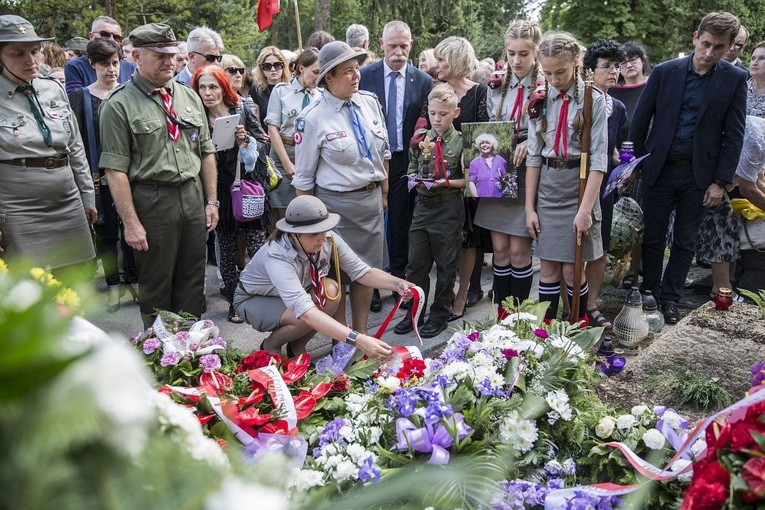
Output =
[
  {"x1": 30, "y1": 267, "x2": 46, "y2": 280},
  {"x1": 55, "y1": 288, "x2": 81, "y2": 310},
  {"x1": 0, "y1": 259, "x2": 7, "y2": 274}
]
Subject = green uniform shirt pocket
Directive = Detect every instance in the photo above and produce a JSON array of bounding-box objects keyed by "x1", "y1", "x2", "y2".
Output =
[{"x1": 129, "y1": 118, "x2": 164, "y2": 155}]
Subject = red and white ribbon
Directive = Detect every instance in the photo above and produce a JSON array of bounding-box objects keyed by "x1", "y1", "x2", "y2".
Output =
[
  {"x1": 373, "y1": 285, "x2": 425, "y2": 344},
  {"x1": 248, "y1": 365, "x2": 298, "y2": 430}
]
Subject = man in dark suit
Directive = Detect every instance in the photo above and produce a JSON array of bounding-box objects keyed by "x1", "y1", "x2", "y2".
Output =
[
  {"x1": 64, "y1": 16, "x2": 136, "y2": 93},
  {"x1": 360, "y1": 20, "x2": 433, "y2": 310},
  {"x1": 629, "y1": 11, "x2": 747, "y2": 324}
]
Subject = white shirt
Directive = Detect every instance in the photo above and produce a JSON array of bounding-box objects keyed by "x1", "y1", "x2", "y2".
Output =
[{"x1": 383, "y1": 60, "x2": 406, "y2": 152}]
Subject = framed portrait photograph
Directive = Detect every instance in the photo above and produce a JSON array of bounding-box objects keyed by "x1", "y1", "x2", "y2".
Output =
[{"x1": 462, "y1": 121, "x2": 516, "y2": 199}]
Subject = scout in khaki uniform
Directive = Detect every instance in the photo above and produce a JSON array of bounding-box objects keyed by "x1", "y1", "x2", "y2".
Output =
[
  {"x1": 293, "y1": 41, "x2": 390, "y2": 336},
  {"x1": 99, "y1": 23, "x2": 218, "y2": 327},
  {"x1": 394, "y1": 84, "x2": 465, "y2": 339},
  {"x1": 0, "y1": 15, "x2": 96, "y2": 271}
]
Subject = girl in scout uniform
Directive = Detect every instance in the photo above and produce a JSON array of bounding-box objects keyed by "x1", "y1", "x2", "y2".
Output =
[
  {"x1": 265, "y1": 47, "x2": 320, "y2": 221},
  {"x1": 477, "y1": 20, "x2": 542, "y2": 316},
  {"x1": 0, "y1": 15, "x2": 96, "y2": 272},
  {"x1": 525, "y1": 31, "x2": 608, "y2": 321},
  {"x1": 293, "y1": 41, "x2": 390, "y2": 337}
]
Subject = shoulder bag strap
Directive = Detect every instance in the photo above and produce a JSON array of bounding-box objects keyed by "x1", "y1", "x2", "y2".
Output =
[{"x1": 81, "y1": 87, "x2": 100, "y2": 175}]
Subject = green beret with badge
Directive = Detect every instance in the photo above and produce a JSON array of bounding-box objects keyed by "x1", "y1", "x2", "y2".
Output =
[{"x1": 128, "y1": 23, "x2": 180, "y2": 54}]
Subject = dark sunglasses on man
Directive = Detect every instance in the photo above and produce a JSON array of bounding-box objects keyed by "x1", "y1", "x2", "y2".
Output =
[
  {"x1": 226, "y1": 67, "x2": 246, "y2": 75},
  {"x1": 261, "y1": 61, "x2": 284, "y2": 71},
  {"x1": 192, "y1": 51, "x2": 223, "y2": 63},
  {"x1": 96, "y1": 30, "x2": 122, "y2": 42}
]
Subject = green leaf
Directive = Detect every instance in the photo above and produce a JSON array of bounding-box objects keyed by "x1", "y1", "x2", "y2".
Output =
[{"x1": 344, "y1": 358, "x2": 380, "y2": 380}]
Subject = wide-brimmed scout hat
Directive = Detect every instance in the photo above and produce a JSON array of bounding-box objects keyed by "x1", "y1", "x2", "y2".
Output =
[
  {"x1": 64, "y1": 36, "x2": 88, "y2": 52},
  {"x1": 317, "y1": 40, "x2": 367, "y2": 86},
  {"x1": 128, "y1": 23, "x2": 179, "y2": 54},
  {"x1": 276, "y1": 196, "x2": 340, "y2": 234},
  {"x1": 0, "y1": 15, "x2": 53, "y2": 44}
]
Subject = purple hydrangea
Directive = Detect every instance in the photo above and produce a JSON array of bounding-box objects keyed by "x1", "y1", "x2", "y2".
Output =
[
  {"x1": 201, "y1": 320, "x2": 215, "y2": 329},
  {"x1": 142, "y1": 338, "x2": 161, "y2": 355},
  {"x1": 439, "y1": 335, "x2": 473, "y2": 363},
  {"x1": 752, "y1": 362, "x2": 765, "y2": 387},
  {"x1": 199, "y1": 354, "x2": 221, "y2": 373},
  {"x1": 563, "y1": 458, "x2": 576, "y2": 476},
  {"x1": 544, "y1": 460, "x2": 563, "y2": 477},
  {"x1": 316, "y1": 342, "x2": 356, "y2": 377},
  {"x1": 210, "y1": 336, "x2": 227, "y2": 348},
  {"x1": 160, "y1": 351, "x2": 181, "y2": 367}
]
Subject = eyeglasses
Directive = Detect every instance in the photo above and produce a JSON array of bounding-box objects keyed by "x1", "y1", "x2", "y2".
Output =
[
  {"x1": 226, "y1": 67, "x2": 245, "y2": 75},
  {"x1": 596, "y1": 63, "x2": 620, "y2": 71},
  {"x1": 191, "y1": 51, "x2": 222, "y2": 63},
  {"x1": 96, "y1": 30, "x2": 122, "y2": 43},
  {"x1": 733, "y1": 43, "x2": 745, "y2": 51},
  {"x1": 261, "y1": 61, "x2": 284, "y2": 72},
  {"x1": 620, "y1": 57, "x2": 641, "y2": 67}
]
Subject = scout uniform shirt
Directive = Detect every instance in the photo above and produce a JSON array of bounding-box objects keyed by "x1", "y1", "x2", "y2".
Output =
[
  {"x1": 487, "y1": 72, "x2": 535, "y2": 137},
  {"x1": 526, "y1": 79, "x2": 608, "y2": 173},
  {"x1": 292, "y1": 90, "x2": 390, "y2": 192},
  {"x1": 0, "y1": 74, "x2": 95, "y2": 208},
  {"x1": 98, "y1": 74, "x2": 216, "y2": 182},
  {"x1": 408, "y1": 125, "x2": 463, "y2": 198},
  {"x1": 264, "y1": 77, "x2": 320, "y2": 144}
]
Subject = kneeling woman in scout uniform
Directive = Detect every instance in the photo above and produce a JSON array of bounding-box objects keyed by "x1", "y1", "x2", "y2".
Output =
[
  {"x1": 525, "y1": 32, "x2": 608, "y2": 321},
  {"x1": 234, "y1": 196, "x2": 414, "y2": 360},
  {"x1": 293, "y1": 41, "x2": 390, "y2": 338},
  {"x1": 0, "y1": 15, "x2": 97, "y2": 273}
]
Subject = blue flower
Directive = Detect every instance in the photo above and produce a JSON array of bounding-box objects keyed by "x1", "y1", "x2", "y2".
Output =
[{"x1": 357, "y1": 456, "x2": 381, "y2": 484}]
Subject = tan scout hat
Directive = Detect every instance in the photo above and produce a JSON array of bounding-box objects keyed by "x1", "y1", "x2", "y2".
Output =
[
  {"x1": 0, "y1": 15, "x2": 53, "y2": 44},
  {"x1": 317, "y1": 40, "x2": 367, "y2": 86},
  {"x1": 276, "y1": 196, "x2": 340, "y2": 234}
]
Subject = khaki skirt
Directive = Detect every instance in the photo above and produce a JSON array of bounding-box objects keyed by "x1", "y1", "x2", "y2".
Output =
[{"x1": 0, "y1": 161, "x2": 95, "y2": 268}]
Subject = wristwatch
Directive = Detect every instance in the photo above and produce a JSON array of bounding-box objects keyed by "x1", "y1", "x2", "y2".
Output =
[
  {"x1": 345, "y1": 330, "x2": 359, "y2": 346},
  {"x1": 205, "y1": 200, "x2": 220, "y2": 207}
]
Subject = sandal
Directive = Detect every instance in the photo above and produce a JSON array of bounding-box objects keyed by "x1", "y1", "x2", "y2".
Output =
[
  {"x1": 228, "y1": 304, "x2": 244, "y2": 324},
  {"x1": 621, "y1": 274, "x2": 637, "y2": 289},
  {"x1": 587, "y1": 307, "x2": 613, "y2": 329}
]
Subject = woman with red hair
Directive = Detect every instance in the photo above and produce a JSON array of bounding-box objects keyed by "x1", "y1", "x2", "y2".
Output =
[{"x1": 193, "y1": 66, "x2": 271, "y2": 323}]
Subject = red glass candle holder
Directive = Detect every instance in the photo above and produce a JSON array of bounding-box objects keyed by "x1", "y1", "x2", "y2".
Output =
[{"x1": 714, "y1": 287, "x2": 733, "y2": 311}]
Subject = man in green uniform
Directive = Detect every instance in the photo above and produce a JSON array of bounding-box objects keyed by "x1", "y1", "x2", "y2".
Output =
[{"x1": 99, "y1": 23, "x2": 218, "y2": 327}]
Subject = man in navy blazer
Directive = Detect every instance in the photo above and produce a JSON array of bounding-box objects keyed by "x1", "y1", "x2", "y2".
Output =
[
  {"x1": 360, "y1": 20, "x2": 433, "y2": 305},
  {"x1": 64, "y1": 16, "x2": 136, "y2": 93},
  {"x1": 629, "y1": 11, "x2": 746, "y2": 323}
]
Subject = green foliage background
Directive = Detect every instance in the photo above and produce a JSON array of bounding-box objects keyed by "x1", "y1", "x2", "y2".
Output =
[{"x1": 1, "y1": 0, "x2": 763, "y2": 66}]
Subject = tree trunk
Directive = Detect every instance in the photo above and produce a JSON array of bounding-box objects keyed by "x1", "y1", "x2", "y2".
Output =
[
  {"x1": 103, "y1": 0, "x2": 116, "y2": 19},
  {"x1": 314, "y1": 0, "x2": 330, "y2": 32}
]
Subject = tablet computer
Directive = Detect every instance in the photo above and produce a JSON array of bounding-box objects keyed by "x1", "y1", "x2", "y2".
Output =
[{"x1": 211, "y1": 114, "x2": 240, "y2": 151}]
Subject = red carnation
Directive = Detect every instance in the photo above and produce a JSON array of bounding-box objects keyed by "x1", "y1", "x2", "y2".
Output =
[{"x1": 238, "y1": 351, "x2": 282, "y2": 372}]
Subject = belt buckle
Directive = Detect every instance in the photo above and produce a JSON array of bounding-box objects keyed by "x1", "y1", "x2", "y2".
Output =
[
  {"x1": 554, "y1": 159, "x2": 567, "y2": 170},
  {"x1": 44, "y1": 157, "x2": 56, "y2": 169},
  {"x1": 365, "y1": 183, "x2": 375, "y2": 192}
]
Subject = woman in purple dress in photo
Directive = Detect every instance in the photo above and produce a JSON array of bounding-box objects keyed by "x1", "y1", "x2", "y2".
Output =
[{"x1": 468, "y1": 134, "x2": 508, "y2": 199}]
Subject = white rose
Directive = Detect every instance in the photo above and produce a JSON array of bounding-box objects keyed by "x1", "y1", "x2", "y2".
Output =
[
  {"x1": 595, "y1": 416, "x2": 616, "y2": 438},
  {"x1": 616, "y1": 414, "x2": 637, "y2": 430},
  {"x1": 376, "y1": 376, "x2": 401, "y2": 392},
  {"x1": 631, "y1": 405, "x2": 649, "y2": 416},
  {"x1": 642, "y1": 429, "x2": 666, "y2": 450}
]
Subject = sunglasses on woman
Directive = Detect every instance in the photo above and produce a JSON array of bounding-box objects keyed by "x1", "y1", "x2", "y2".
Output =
[
  {"x1": 192, "y1": 51, "x2": 223, "y2": 63},
  {"x1": 261, "y1": 61, "x2": 284, "y2": 71},
  {"x1": 226, "y1": 67, "x2": 246, "y2": 75}
]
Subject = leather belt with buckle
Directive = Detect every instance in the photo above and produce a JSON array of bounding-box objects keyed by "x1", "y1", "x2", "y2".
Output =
[
  {"x1": 544, "y1": 157, "x2": 581, "y2": 169},
  {"x1": 350, "y1": 181, "x2": 381, "y2": 193},
  {"x1": 2, "y1": 155, "x2": 69, "y2": 169}
]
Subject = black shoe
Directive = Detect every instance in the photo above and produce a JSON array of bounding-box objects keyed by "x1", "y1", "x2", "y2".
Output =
[
  {"x1": 466, "y1": 289, "x2": 484, "y2": 308},
  {"x1": 370, "y1": 289, "x2": 382, "y2": 312},
  {"x1": 447, "y1": 312, "x2": 464, "y2": 323},
  {"x1": 394, "y1": 315, "x2": 424, "y2": 335},
  {"x1": 661, "y1": 302, "x2": 680, "y2": 325},
  {"x1": 420, "y1": 320, "x2": 447, "y2": 338}
]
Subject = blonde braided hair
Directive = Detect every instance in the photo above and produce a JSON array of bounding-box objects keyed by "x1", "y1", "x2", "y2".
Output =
[{"x1": 536, "y1": 32, "x2": 583, "y2": 137}]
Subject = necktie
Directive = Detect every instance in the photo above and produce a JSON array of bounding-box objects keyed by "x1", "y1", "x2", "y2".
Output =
[
  {"x1": 17, "y1": 85, "x2": 52, "y2": 147},
  {"x1": 509, "y1": 85, "x2": 524, "y2": 132},
  {"x1": 553, "y1": 93, "x2": 569, "y2": 159},
  {"x1": 309, "y1": 257, "x2": 326, "y2": 308},
  {"x1": 152, "y1": 87, "x2": 181, "y2": 142},
  {"x1": 345, "y1": 100, "x2": 373, "y2": 161},
  {"x1": 301, "y1": 89, "x2": 311, "y2": 110},
  {"x1": 386, "y1": 71, "x2": 400, "y2": 151},
  {"x1": 433, "y1": 136, "x2": 450, "y2": 185}
]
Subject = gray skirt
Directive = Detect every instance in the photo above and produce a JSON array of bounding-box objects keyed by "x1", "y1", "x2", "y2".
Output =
[
  {"x1": 474, "y1": 197, "x2": 530, "y2": 237},
  {"x1": 233, "y1": 289, "x2": 286, "y2": 331},
  {"x1": 315, "y1": 185, "x2": 385, "y2": 270},
  {"x1": 0, "y1": 161, "x2": 95, "y2": 268},
  {"x1": 269, "y1": 147, "x2": 297, "y2": 209},
  {"x1": 535, "y1": 165, "x2": 603, "y2": 263}
]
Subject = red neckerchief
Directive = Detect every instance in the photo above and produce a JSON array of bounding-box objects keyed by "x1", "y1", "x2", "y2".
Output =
[
  {"x1": 309, "y1": 255, "x2": 326, "y2": 308},
  {"x1": 509, "y1": 85, "x2": 524, "y2": 131},
  {"x1": 553, "y1": 92, "x2": 569, "y2": 158},
  {"x1": 433, "y1": 136, "x2": 450, "y2": 185}
]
